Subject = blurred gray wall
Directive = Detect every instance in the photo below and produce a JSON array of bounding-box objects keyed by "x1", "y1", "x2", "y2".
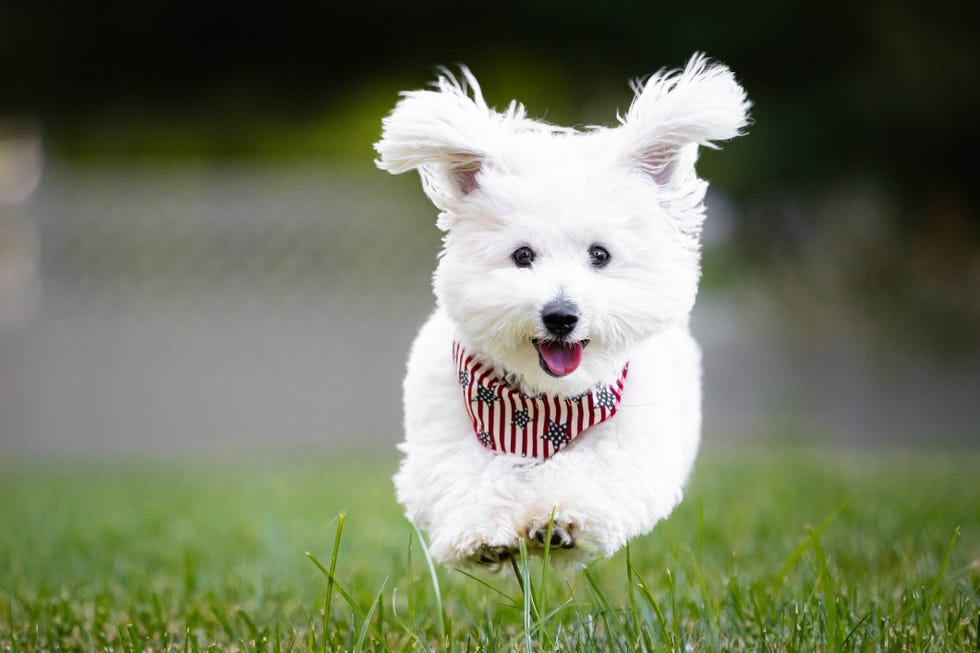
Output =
[{"x1": 0, "y1": 163, "x2": 976, "y2": 456}]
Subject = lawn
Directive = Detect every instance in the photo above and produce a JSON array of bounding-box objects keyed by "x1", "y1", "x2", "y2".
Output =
[{"x1": 1, "y1": 445, "x2": 977, "y2": 651}]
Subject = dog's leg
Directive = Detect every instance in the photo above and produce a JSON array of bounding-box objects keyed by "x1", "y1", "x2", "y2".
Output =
[
  {"x1": 424, "y1": 503, "x2": 522, "y2": 566},
  {"x1": 396, "y1": 446, "x2": 528, "y2": 566}
]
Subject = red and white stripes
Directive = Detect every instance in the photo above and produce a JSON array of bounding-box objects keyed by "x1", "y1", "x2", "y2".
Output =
[{"x1": 453, "y1": 341, "x2": 628, "y2": 460}]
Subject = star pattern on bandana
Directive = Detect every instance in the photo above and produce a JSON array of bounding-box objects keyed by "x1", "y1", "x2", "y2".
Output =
[
  {"x1": 511, "y1": 409, "x2": 531, "y2": 429},
  {"x1": 594, "y1": 386, "x2": 616, "y2": 411},
  {"x1": 540, "y1": 420, "x2": 571, "y2": 448},
  {"x1": 474, "y1": 383, "x2": 498, "y2": 404},
  {"x1": 454, "y1": 340, "x2": 629, "y2": 461}
]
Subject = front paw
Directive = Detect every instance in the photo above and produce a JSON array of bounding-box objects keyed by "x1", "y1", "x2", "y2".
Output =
[
  {"x1": 427, "y1": 523, "x2": 520, "y2": 567},
  {"x1": 472, "y1": 544, "x2": 515, "y2": 566},
  {"x1": 526, "y1": 519, "x2": 577, "y2": 550}
]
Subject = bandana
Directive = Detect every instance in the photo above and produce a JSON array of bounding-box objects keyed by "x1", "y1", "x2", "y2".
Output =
[{"x1": 453, "y1": 341, "x2": 629, "y2": 460}]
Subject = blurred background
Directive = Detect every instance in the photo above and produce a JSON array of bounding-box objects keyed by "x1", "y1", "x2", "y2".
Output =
[{"x1": 0, "y1": 1, "x2": 977, "y2": 456}]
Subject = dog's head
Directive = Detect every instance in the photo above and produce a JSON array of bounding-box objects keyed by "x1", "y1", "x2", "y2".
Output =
[{"x1": 375, "y1": 55, "x2": 750, "y2": 396}]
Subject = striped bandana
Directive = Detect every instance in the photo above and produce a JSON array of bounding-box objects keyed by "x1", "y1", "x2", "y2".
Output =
[{"x1": 453, "y1": 341, "x2": 629, "y2": 460}]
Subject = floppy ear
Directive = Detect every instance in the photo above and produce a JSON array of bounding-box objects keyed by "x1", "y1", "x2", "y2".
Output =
[
  {"x1": 619, "y1": 54, "x2": 751, "y2": 187},
  {"x1": 375, "y1": 68, "x2": 517, "y2": 226}
]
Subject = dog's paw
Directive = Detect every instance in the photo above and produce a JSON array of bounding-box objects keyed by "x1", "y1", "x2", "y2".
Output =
[
  {"x1": 525, "y1": 519, "x2": 577, "y2": 550},
  {"x1": 472, "y1": 544, "x2": 515, "y2": 566}
]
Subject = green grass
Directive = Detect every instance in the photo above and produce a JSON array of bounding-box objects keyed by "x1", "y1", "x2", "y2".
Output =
[{"x1": 1, "y1": 445, "x2": 977, "y2": 651}]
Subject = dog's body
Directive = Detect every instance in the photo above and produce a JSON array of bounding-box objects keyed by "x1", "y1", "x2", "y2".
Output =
[{"x1": 376, "y1": 55, "x2": 749, "y2": 566}]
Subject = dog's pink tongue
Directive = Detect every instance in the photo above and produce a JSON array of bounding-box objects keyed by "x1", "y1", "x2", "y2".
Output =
[{"x1": 538, "y1": 341, "x2": 583, "y2": 376}]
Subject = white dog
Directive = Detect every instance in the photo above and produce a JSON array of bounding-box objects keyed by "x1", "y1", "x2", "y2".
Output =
[{"x1": 375, "y1": 55, "x2": 749, "y2": 567}]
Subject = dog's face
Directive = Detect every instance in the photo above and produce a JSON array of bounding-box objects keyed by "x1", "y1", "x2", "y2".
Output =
[
  {"x1": 432, "y1": 133, "x2": 704, "y2": 395},
  {"x1": 376, "y1": 56, "x2": 749, "y2": 395}
]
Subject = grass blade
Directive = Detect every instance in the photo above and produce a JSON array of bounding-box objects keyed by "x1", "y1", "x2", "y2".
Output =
[
  {"x1": 584, "y1": 564, "x2": 632, "y2": 645},
  {"x1": 632, "y1": 564, "x2": 670, "y2": 649},
  {"x1": 454, "y1": 568, "x2": 519, "y2": 606},
  {"x1": 518, "y1": 539, "x2": 534, "y2": 653},
  {"x1": 666, "y1": 567, "x2": 680, "y2": 650},
  {"x1": 927, "y1": 525, "x2": 959, "y2": 610},
  {"x1": 235, "y1": 609, "x2": 259, "y2": 642},
  {"x1": 305, "y1": 551, "x2": 364, "y2": 619},
  {"x1": 306, "y1": 550, "x2": 395, "y2": 653},
  {"x1": 685, "y1": 546, "x2": 717, "y2": 649},
  {"x1": 919, "y1": 525, "x2": 960, "y2": 648},
  {"x1": 208, "y1": 594, "x2": 236, "y2": 642},
  {"x1": 841, "y1": 610, "x2": 872, "y2": 649},
  {"x1": 405, "y1": 531, "x2": 416, "y2": 632},
  {"x1": 806, "y1": 523, "x2": 839, "y2": 651},
  {"x1": 538, "y1": 507, "x2": 556, "y2": 650},
  {"x1": 408, "y1": 520, "x2": 446, "y2": 645},
  {"x1": 502, "y1": 596, "x2": 577, "y2": 651},
  {"x1": 353, "y1": 578, "x2": 387, "y2": 653},
  {"x1": 625, "y1": 544, "x2": 653, "y2": 651},
  {"x1": 777, "y1": 508, "x2": 840, "y2": 586},
  {"x1": 324, "y1": 512, "x2": 346, "y2": 653}
]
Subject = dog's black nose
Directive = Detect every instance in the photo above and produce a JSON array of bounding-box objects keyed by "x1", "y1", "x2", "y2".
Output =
[{"x1": 541, "y1": 300, "x2": 579, "y2": 337}]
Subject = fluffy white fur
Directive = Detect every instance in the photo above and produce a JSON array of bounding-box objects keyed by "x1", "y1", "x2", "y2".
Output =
[{"x1": 375, "y1": 54, "x2": 750, "y2": 566}]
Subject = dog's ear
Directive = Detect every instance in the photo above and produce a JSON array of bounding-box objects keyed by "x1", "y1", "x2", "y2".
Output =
[
  {"x1": 619, "y1": 54, "x2": 751, "y2": 187},
  {"x1": 375, "y1": 68, "x2": 515, "y2": 228}
]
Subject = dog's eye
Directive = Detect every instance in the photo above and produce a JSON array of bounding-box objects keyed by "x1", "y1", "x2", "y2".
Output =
[
  {"x1": 588, "y1": 245, "x2": 611, "y2": 268},
  {"x1": 512, "y1": 246, "x2": 535, "y2": 268}
]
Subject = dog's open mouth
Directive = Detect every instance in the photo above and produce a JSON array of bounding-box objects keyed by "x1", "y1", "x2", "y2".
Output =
[{"x1": 533, "y1": 339, "x2": 589, "y2": 377}]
